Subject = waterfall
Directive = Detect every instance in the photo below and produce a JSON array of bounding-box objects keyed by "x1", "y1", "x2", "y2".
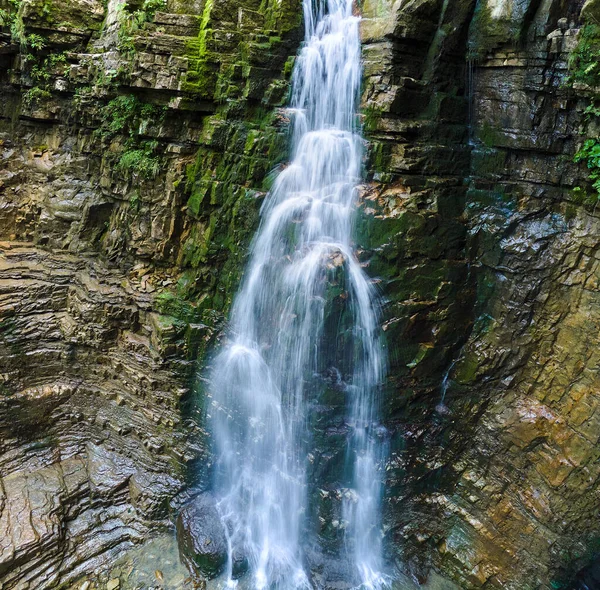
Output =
[{"x1": 207, "y1": 0, "x2": 388, "y2": 587}]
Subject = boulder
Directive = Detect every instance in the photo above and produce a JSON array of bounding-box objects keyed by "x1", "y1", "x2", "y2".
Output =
[{"x1": 176, "y1": 493, "x2": 228, "y2": 579}]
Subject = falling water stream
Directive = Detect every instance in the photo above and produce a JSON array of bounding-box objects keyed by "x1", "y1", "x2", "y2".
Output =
[{"x1": 208, "y1": 0, "x2": 388, "y2": 587}]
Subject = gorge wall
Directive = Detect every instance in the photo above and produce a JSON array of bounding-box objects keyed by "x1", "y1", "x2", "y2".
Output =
[
  {"x1": 1, "y1": 0, "x2": 599, "y2": 588},
  {"x1": 0, "y1": 0, "x2": 302, "y2": 586}
]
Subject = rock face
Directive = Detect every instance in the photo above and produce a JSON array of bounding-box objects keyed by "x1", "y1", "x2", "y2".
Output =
[
  {"x1": 1, "y1": 0, "x2": 600, "y2": 588},
  {"x1": 359, "y1": 0, "x2": 600, "y2": 588},
  {"x1": 0, "y1": 244, "x2": 192, "y2": 588},
  {"x1": 176, "y1": 493, "x2": 228, "y2": 579},
  {"x1": 0, "y1": 0, "x2": 301, "y2": 587}
]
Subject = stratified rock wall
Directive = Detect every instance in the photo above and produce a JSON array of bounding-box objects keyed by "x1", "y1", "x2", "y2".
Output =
[
  {"x1": 434, "y1": 4, "x2": 600, "y2": 589},
  {"x1": 0, "y1": 0, "x2": 301, "y2": 587},
  {"x1": 359, "y1": 0, "x2": 600, "y2": 588}
]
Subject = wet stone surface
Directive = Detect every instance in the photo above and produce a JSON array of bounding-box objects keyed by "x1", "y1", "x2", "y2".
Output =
[
  {"x1": 176, "y1": 494, "x2": 229, "y2": 580},
  {"x1": 70, "y1": 534, "x2": 199, "y2": 590}
]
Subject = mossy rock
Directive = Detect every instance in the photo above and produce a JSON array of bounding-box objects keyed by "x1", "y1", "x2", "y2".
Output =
[{"x1": 582, "y1": 0, "x2": 600, "y2": 24}]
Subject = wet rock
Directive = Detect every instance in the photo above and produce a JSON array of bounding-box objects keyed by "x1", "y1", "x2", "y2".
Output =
[
  {"x1": 0, "y1": 245, "x2": 195, "y2": 589},
  {"x1": 572, "y1": 556, "x2": 600, "y2": 589},
  {"x1": 176, "y1": 494, "x2": 228, "y2": 579},
  {"x1": 359, "y1": 0, "x2": 600, "y2": 588},
  {"x1": 230, "y1": 549, "x2": 249, "y2": 580}
]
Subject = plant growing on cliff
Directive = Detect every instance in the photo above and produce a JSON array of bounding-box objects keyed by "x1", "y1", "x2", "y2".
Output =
[
  {"x1": 4, "y1": 0, "x2": 54, "y2": 45},
  {"x1": 26, "y1": 33, "x2": 45, "y2": 50},
  {"x1": 29, "y1": 51, "x2": 67, "y2": 82},
  {"x1": 574, "y1": 138, "x2": 600, "y2": 194},
  {"x1": 569, "y1": 25, "x2": 600, "y2": 203},
  {"x1": 117, "y1": 141, "x2": 160, "y2": 180},
  {"x1": 96, "y1": 95, "x2": 165, "y2": 140},
  {"x1": 568, "y1": 24, "x2": 600, "y2": 87},
  {"x1": 7, "y1": 0, "x2": 25, "y2": 47},
  {"x1": 23, "y1": 86, "x2": 51, "y2": 107},
  {"x1": 20, "y1": 48, "x2": 69, "y2": 110},
  {"x1": 95, "y1": 95, "x2": 166, "y2": 181},
  {"x1": 116, "y1": 0, "x2": 166, "y2": 55},
  {"x1": 0, "y1": 1, "x2": 19, "y2": 28},
  {"x1": 0, "y1": 8, "x2": 10, "y2": 26}
]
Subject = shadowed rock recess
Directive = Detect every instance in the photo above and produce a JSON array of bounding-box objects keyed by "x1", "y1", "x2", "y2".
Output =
[{"x1": 1, "y1": 0, "x2": 599, "y2": 588}]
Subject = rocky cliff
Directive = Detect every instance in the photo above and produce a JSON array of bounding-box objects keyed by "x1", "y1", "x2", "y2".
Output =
[
  {"x1": 0, "y1": 0, "x2": 301, "y2": 587},
  {"x1": 358, "y1": 0, "x2": 600, "y2": 588},
  {"x1": 1, "y1": 0, "x2": 599, "y2": 588}
]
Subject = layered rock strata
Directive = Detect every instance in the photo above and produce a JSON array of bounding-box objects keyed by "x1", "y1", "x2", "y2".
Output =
[
  {"x1": 0, "y1": 0, "x2": 301, "y2": 586},
  {"x1": 359, "y1": 0, "x2": 600, "y2": 588}
]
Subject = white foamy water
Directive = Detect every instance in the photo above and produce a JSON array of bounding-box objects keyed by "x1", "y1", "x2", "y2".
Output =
[{"x1": 208, "y1": 0, "x2": 389, "y2": 587}]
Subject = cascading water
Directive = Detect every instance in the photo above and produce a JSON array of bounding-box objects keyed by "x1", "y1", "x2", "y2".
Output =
[{"x1": 207, "y1": 0, "x2": 389, "y2": 587}]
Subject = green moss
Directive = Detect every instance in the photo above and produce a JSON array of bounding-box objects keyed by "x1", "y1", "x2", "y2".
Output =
[
  {"x1": 197, "y1": 0, "x2": 214, "y2": 54},
  {"x1": 283, "y1": 55, "x2": 295, "y2": 77},
  {"x1": 454, "y1": 351, "x2": 481, "y2": 384},
  {"x1": 407, "y1": 344, "x2": 431, "y2": 369},
  {"x1": 467, "y1": 1, "x2": 512, "y2": 60},
  {"x1": 368, "y1": 141, "x2": 390, "y2": 175},
  {"x1": 362, "y1": 105, "x2": 383, "y2": 133},
  {"x1": 115, "y1": 0, "x2": 166, "y2": 55},
  {"x1": 181, "y1": 0, "x2": 216, "y2": 98},
  {"x1": 475, "y1": 121, "x2": 504, "y2": 148},
  {"x1": 161, "y1": 0, "x2": 301, "y2": 332},
  {"x1": 181, "y1": 220, "x2": 215, "y2": 268},
  {"x1": 155, "y1": 291, "x2": 205, "y2": 325},
  {"x1": 259, "y1": 0, "x2": 302, "y2": 34}
]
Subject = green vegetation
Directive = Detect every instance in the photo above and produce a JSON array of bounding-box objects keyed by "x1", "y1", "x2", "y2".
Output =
[
  {"x1": 1, "y1": 0, "x2": 54, "y2": 45},
  {"x1": 25, "y1": 32, "x2": 45, "y2": 49},
  {"x1": 154, "y1": 0, "x2": 301, "y2": 330},
  {"x1": 467, "y1": 2, "x2": 497, "y2": 60},
  {"x1": 3, "y1": 0, "x2": 55, "y2": 44},
  {"x1": 0, "y1": 7, "x2": 11, "y2": 26},
  {"x1": 467, "y1": 0, "x2": 534, "y2": 59},
  {"x1": 2, "y1": 0, "x2": 25, "y2": 46},
  {"x1": 22, "y1": 86, "x2": 51, "y2": 107},
  {"x1": 29, "y1": 51, "x2": 68, "y2": 82},
  {"x1": 16, "y1": 21, "x2": 69, "y2": 110},
  {"x1": 29, "y1": 0, "x2": 54, "y2": 23},
  {"x1": 574, "y1": 132, "x2": 600, "y2": 196},
  {"x1": 95, "y1": 94, "x2": 165, "y2": 139},
  {"x1": 180, "y1": 0, "x2": 217, "y2": 98},
  {"x1": 362, "y1": 105, "x2": 383, "y2": 133},
  {"x1": 117, "y1": 141, "x2": 160, "y2": 180},
  {"x1": 116, "y1": 0, "x2": 166, "y2": 55},
  {"x1": 568, "y1": 24, "x2": 600, "y2": 88},
  {"x1": 95, "y1": 95, "x2": 166, "y2": 180},
  {"x1": 569, "y1": 25, "x2": 600, "y2": 204}
]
